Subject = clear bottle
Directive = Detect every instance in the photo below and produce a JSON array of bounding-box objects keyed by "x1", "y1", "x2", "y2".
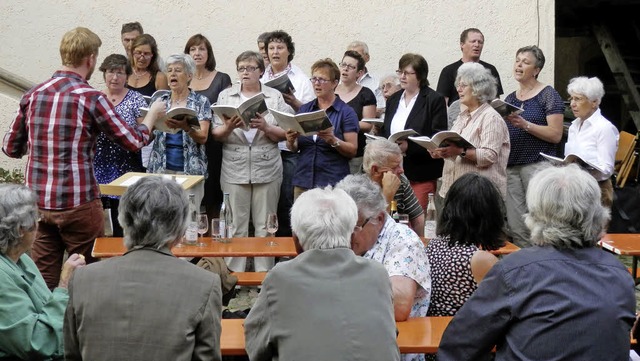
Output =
[
  {"x1": 219, "y1": 193, "x2": 233, "y2": 242},
  {"x1": 424, "y1": 193, "x2": 437, "y2": 239},
  {"x1": 184, "y1": 194, "x2": 198, "y2": 245},
  {"x1": 390, "y1": 200, "x2": 399, "y2": 223}
]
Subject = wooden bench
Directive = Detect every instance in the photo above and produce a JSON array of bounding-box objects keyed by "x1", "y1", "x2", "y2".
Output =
[{"x1": 231, "y1": 272, "x2": 267, "y2": 286}]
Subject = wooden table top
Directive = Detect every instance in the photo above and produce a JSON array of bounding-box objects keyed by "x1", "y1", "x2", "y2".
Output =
[
  {"x1": 220, "y1": 316, "x2": 452, "y2": 355},
  {"x1": 92, "y1": 237, "x2": 298, "y2": 258},
  {"x1": 99, "y1": 172, "x2": 204, "y2": 196},
  {"x1": 599, "y1": 234, "x2": 640, "y2": 255},
  {"x1": 421, "y1": 238, "x2": 520, "y2": 256}
]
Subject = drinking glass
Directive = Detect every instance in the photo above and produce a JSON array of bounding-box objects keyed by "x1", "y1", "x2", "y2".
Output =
[
  {"x1": 211, "y1": 218, "x2": 222, "y2": 242},
  {"x1": 266, "y1": 212, "x2": 278, "y2": 246},
  {"x1": 197, "y1": 214, "x2": 208, "y2": 247}
]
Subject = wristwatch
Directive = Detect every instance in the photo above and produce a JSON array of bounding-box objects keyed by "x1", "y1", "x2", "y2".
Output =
[{"x1": 331, "y1": 140, "x2": 341, "y2": 148}]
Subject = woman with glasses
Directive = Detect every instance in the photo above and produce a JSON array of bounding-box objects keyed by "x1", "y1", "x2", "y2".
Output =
[
  {"x1": 184, "y1": 34, "x2": 232, "y2": 221},
  {"x1": 383, "y1": 53, "x2": 448, "y2": 210},
  {"x1": 286, "y1": 59, "x2": 359, "y2": 199},
  {"x1": 212, "y1": 51, "x2": 291, "y2": 273},
  {"x1": 502, "y1": 46, "x2": 564, "y2": 247},
  {"x1": 146, "y1": 54, "x2": 211, "y2": 207},
  {"x1": 94, "y1": 54, "x2": 148, "y2": 236},
  {"x1": 335, "y1": 50, "x2": 377, "y2": 174},
  {"x1": 127, "y1": 34, "x2": 169, "y2": 169}
]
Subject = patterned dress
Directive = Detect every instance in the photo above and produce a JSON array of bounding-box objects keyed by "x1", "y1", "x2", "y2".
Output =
[
  {"x1": 94, "y1": 90, "x2": 146, "y2": 198},
  {"x1": 425, "y1": 236, "x2": 478, "y2": 316}
]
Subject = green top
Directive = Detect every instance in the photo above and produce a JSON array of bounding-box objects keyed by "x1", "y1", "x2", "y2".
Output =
[{"x1": 0, "y1": 253, "x2": 68, "y2": 360}]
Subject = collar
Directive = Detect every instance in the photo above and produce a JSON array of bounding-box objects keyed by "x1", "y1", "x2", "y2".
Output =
[
  {"x1": 124, "y1": 245, "x2": 175, "y2": 257},
  {"x1": 52, "y1": 70, "x2": 87, "y2": 83},
  {"x1": 265, "y1": 63, "x2": 292, "y2": 80},
  {"x1": 572, "y1": 108, "x2": 601, "y2": 128},
  {"x1": 228, "y1": 82, "x2": 271, "y2": 98}
]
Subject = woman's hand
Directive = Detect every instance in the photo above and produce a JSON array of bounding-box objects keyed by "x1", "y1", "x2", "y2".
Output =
[
  {"x1": 222, "y1": 114, "x2": 245, "y2": 131},
  {"x1": 505, "y1": 114, "x2": 529, "y2": 130},
  {"x1": 250, "y1": 113, "x2": 269, "y2": 132},
  {"x1": 285, "y1": 129, "x2": 299, "y2": 143},
  {"x1": 317, "y1": 127, "x2": 336, "y2": 144},
  {"x1": 434, "y1": 144, "x2": 463, "y2": 158},
  {"x1": 58, "y1": 253, "x2": 86, "y2": 289},
  {"x1": 165, "y1": 117, "x2": 190, "y2": 132}
]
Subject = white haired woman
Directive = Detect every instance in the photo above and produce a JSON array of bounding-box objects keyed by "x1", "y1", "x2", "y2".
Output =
[
  {"x1": 565, "y1": 76, "x2": 619, "y2": 207},
  {"x1": 147, "y1": 53, "x2": 212, "y2": 207},
  {"x1": 431, "y1": 62, "x2": 510, "y2": 200},
  {"x1": 0, "y1": 184, "x2": 85, "y2": 360}
]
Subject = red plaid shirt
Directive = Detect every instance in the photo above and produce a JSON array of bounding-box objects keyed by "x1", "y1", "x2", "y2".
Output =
[{"x1": 3, "y1": 71, "x2": 150, "y2": 210}]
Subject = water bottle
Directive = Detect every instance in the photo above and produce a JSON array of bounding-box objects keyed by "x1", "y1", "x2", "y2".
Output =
[
  {"x1": 219, "y1": 193, "x2": 233, "y2": 242},
  {"x1": 184, "y1": 194, "x2": 198, "y2": 245},
  {"x1": 424, "y1": 193, "x2": 437, "y2": 239}
]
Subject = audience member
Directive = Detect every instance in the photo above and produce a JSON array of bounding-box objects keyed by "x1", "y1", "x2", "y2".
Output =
[
  {"x1": 120, "y1": 21, "x2": 143, "y2": 59},
  {"x1": 335, "y1": 50, "x2": 377, "y2": 174},
  {"x1": 566, "y1": 76, "x2": 619, "y2": 207},
  {"x1": 286, "y1": 59, "x2": 359, "y2": 198},
  {"x1": 436, "y1": 28, "x2": 503, "y2": 106},
  {"x1": 337, "y1": 174, "x2": 430, "y2": 361},
  {"x1": 2, "y1": 27, "x2": 163, "y2": 289},
  {"x1": 503, "y1": 45, "x2": 564, "y2": 247},
  {"x1": 431, "y1": 62, "x2": 510, "y2": 199},
  {"x1": 347, "y1": 40, "x2": 385, "y2": 110},
  {"x1": 64, "y1": 176, "x2": 222, "y2": 361},
  {"x1": 363, "y1": 139, "x2": 424, "y2": 236},
  {"x1": 94, "y1": 54, "x2": 147, "y2": 237},
  {"x1": 147, "y1": 54, "x2": 211, "y2": 208},
  {"x1": 437, "y1": 164, "x2": 635, "y2": 360},
  {"x1": 256, "y1": 32, "x2": 271, "y2": 66},
  {"x1": 260, "y1": 30, "x2": 314, "y2": 237},
  {"x1": 184, "y1": 33, "x2": 232, "y2": 215},
  {"x1": 244, "y1": 186, "x2": 400, "y2": 361},
  {"x1": 383, "y1": 53, "x2": 448, "y2": 209},
  {"x1": 212, "y1": 50, "x2": 290, "y2": 272},
  {"x1": 0, "y1": 184, "x2": 85, "y2": 360},
  {"x1": 427, "y1": 173, "x2": 502, "y2": 317}
]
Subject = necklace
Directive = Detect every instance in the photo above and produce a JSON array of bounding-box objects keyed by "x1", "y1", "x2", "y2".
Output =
[
  {"x1": 172, "y1": 95, "x2": 188, "y2": 106},
  {"x1": 518, "y1": 84, "x2": 536, "y2": 98},
  {"x1": 132, "y1": 68, "x2": 149, "y2": 80},
  {"x1": 195, "y1": 70, "x2": 209, "y2": 80}
]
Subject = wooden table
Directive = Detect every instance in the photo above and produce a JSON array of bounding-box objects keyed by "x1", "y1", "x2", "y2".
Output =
[
  {"x1": 599, "y1": 233, "x2": 640, "y2": 281},
  {"x1": 99, "y1": 172, "x2": 204, "y2": 196},
  {"x1": 220, "y1": 317, "x2": 452, "y2": 355},
  {"x1": 421, "y1": 238, "x2": 520, "y2": 256},
  {"x1": 92, "y1": 237, "x2": 298, "y2": 258}
]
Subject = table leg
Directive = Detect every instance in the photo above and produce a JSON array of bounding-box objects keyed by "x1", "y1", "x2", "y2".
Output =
[{"x1": 633, "y1": 256, "x2": 638, "y2": 285}]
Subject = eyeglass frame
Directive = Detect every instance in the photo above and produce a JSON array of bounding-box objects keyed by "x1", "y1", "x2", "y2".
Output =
[
  {"x1": 338, "y1": 62, "x2": 357, "y2": 71},
  {"x1": 237, "y1": 66, "x2": 259, "y2": 73},
  {"x1": 133, "y1": 51, "x2": 153, "y2": 59},
  {"x1": 395, "y1": 69, "x2": 416, "y2": 77},
  {"x1": 309, "y1": 77, "x2": 334, "y2": 85},
  {"x1": 354, "y1": 217, "x2": 372, "y2": 232}
]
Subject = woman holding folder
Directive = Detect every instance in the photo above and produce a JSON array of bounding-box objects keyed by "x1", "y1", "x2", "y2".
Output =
[{"x1": 211, "y1": 51, "x2": 291, "y2": 273}]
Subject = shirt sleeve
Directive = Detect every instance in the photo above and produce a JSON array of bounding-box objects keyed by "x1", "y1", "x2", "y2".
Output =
[
  {"x1": 193, "y1": 277, "x2": 222, "y2": 361},
  {"x1": 436, "y1": 262, "x2": 512, "y2": 360},
  {"x1": 382, "y1": 226, "x2": 431, "y2": 293},
  {"x1": 541, "y1": 86, "x2": 566, "y2": 115},
  {"x1": 362, "y1": 87, "x2": 377, "y2": 107},
  {"x1": 195, "y1": 94, "x2": 212, "y2": 122},
  {"x1": 595, "y1": 123, "x2": 619, "y2": 178},
  {"x1": 2, "y1": 95, "x2": 30, "y2": 158},
  {"x1": 0, "y1": 270, "x2": 68, "y2": 359},
  {"x1": 398, "y1": 176, "x2": 423, "y2": 220},
  {"x1": 340, "y1": 106, "x2": 360, "y2": 134},
  {"x1": 244, "y1": 275, "x2": 275, "y2": 361},
  {"x1": 474, "y1": 111, "x2": 510, "y2": 168},
  {"x1": 93, "y1": 94, "x2": 150, "y2": 151}
]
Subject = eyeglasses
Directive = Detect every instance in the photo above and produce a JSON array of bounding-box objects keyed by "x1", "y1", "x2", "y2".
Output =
[
  {"x1": 237, "y1": 66, "x2": 259, "y2": 73},
  {"x1": 133, "y1": 51, "x2": 153, "y2": 59},
  {"x1": 354, "y1": 217, "x2": 371, "y2": 232},
  {"x1": 456, "y1": 82, "x2": 469, "y2": 89},
  {"x1": 309, "y1": 77, "x2": 333, "y2": 85},
  {"x1": 379, "y1": 82, "x2": 397, "y2": 91},
  {"x1": 339, "y1": 62, "x2": 357, "y2": 71},
  {"x1": 396, "y1": 70, "x2": 416, "y2": 77},
  {"x1": 106, "y1": 69, "x2": 127, "y2": 77},
  {"x1": 568, "y1": 96, "x2": 587, "y2": 103}
]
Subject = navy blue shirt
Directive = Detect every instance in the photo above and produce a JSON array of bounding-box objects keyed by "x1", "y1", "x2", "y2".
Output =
[
  {"x1": 292, "y1": 96, "x2": 359, "y2": 189},
  {"x1": 437, "y1": 245, "x2": 636, "y2": 361}
]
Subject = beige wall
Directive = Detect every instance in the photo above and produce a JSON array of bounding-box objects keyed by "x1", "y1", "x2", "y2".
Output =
[{"x1": 0, "y1": 0, "x2": 555, "y2": 170}]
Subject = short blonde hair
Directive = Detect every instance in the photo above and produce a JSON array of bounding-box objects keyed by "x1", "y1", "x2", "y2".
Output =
[{"x1": 60, "y1": 27, "x2": 102, "y2": 67}]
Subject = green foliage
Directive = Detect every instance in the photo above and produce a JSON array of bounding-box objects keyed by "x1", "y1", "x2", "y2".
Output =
[{"x1": 0, "y1": 168, "x2": 25, "y2": 184}]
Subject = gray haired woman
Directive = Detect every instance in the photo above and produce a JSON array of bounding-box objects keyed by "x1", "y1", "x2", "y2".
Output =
[
  {"x1": 431, "y1": 62, "x2": 510, "y2": 199},
  {"x1": 147, "y1": 53, "x2": 212, "y2": 207},
  {"x1": 0, "y1": 184, "x2": 85, "y2": 360}
]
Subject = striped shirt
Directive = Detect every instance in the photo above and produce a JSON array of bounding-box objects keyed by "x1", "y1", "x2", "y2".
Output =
[
  {"x1": 3, "y1": 71, "x2": 150, "y2": 210},
  {"x1": 439, "y1": 103, "x2": 510, "y2": 199}
]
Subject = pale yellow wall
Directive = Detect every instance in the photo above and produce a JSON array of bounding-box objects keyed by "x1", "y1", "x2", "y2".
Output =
[{"x1": 0, "y1": 0, "x2": 555, "y2": 170}]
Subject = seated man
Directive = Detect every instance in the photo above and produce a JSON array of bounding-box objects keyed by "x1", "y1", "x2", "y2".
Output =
[
  {"x1": 64, "y1": 176, "x2": 222, "y2": 361},
  {"x1": 244, "y1": 187, "x2": 400, "y2": 361},
  {"x1": 437, "y1": 164, "x2": 636, "y2": 361},
  {"x1": 337, "y1": 174, "x2": 431, "y2": 361},
  {"x1": 363, "y1": 139, "x2": 425, "y2": 236}
]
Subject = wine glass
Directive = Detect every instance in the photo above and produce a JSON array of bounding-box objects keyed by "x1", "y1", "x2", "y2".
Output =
[
  {"x1": 196, "y1": 214, "x2": 208, "y2": 247},
  {"x1": 266, "y1": 212, "x2": 278, "y2": 246}
]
